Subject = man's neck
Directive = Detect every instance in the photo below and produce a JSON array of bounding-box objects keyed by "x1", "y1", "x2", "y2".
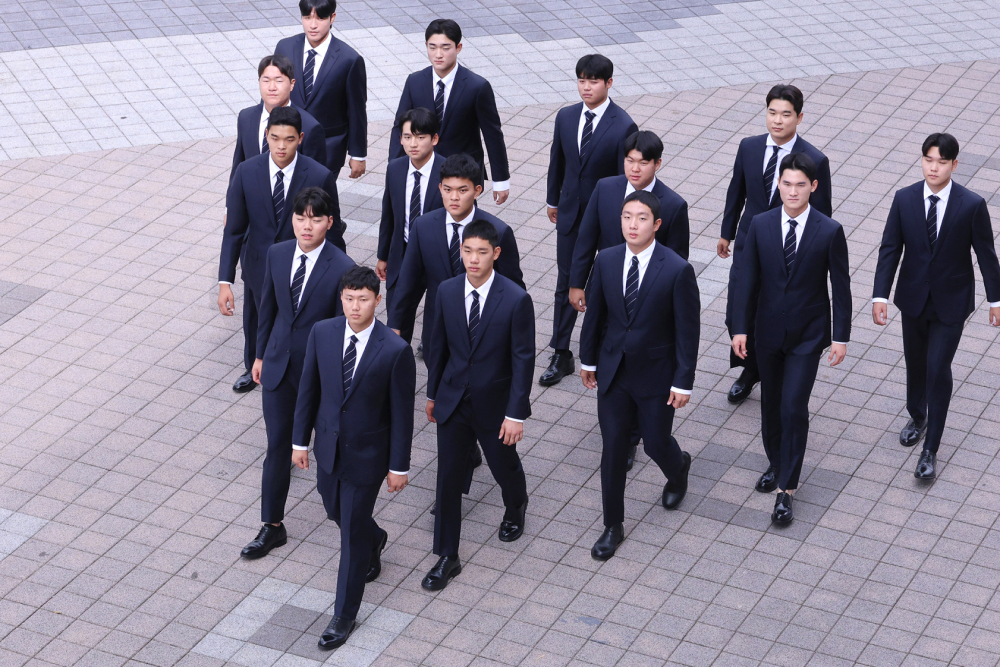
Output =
[
  {"x1": 264, "y1": 98, "x2": 290, "y2": 114},
  {"x1": 410, "y1": 152, "x2": 433, "y2": 171},
  {"x1": 306, "y1": 32, "x2": 329, "y2": 49},
  {"x1": 770, "y1": 132, "x2": 795, "y2": 147},
  {"x1": 349, "y1": 316, "x2": 373, "y2": 334},
  {"x1": 584, "y1": 96, "x2": 607, "y2": 111},
  {"x1": 627, "y1": 239, "x2": 654, "y2": 255},
  {"x1": 434, "y1": 62, "x2": 457, "y2": 79},
  {"x1": 468, "y1": 268, "x2": 492, "y2": 289},
  {"x1": 783, "y1": 203, "x2": 808, "y2": 219},
  {"x1": 926, "y1": 178, "x2": 950, "y2": 195},
  {"x1": 298, "y1": 239, "x2": 322, "y2": 254},
  {"x1": 273, "y1": 152, "x2": 296, "y2": 170},
  {"x1": 633, "y1": 175, "x2": 655, "y2": 191},
  {"x1": 449, "y1": 206, "x2": 474, "y2": 222}
]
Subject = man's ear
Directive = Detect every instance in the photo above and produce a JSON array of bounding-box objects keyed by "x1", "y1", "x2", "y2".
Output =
[{"x1": 493, "y1": 246, "x2": 502, "y2": 261}]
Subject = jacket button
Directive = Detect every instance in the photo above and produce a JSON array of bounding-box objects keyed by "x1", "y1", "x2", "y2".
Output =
[
  {"x1": 341, "y1": 408, "x2": 347, "y2": 413},
  {"x1": 333, "y1": 431, "x2": 338, "y2": 438},
  {"x1": 292, "y1": 327, "x2": 297, "y2": 332}
]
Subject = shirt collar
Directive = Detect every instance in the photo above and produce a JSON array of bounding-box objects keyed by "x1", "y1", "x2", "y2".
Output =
[
  {"x1": 583, "y1": 96, "x2": 612, "y2": 121},
  {"x1": 408, "y1": 154, "x2": 437, "y2": 178},
  {"x1": 293, "y1": 239, "x2": 325, "y2": 263},
  {"x1": 446, "y1": 206, "x2": 476, "y2": 227},
  {"x1": 434, "y1": 64, "x2": 460, "y2": 86},
  {"x1": 307, "y1": 32, "x2": 332, "y2": 57},
  {"x1": 345, "y1": 317, "x2": 376, "y2": 345},
  {"x1": 261, "y1": 99, "x2": 292, "y2": 120},
  {"x1": 627, "y1": 240, "x2": 656, "y2": 264},
  {"x1": 781, "y1": 204, "x2": 811, "y2": 225},
  {"x1": 766, "y1": 133, "x2": 798, "y2": 151},
  {"x1": 269, "y1": 153, "x2": 297, "y2": 178},
  {"x1": 465, "y1": 268, "x2": 496, "y2": 299},
  {"x1": 625, "y1": 178, "x2": 656, "y2": 196},
  {"x1": 924, "y1": 179, "x2": 952, "y2": 203}
]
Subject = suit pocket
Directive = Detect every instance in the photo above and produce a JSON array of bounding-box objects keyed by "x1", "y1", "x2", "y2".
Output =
[
  {"x1": 362, "y1": 426, "x2": 389, "y2": 440},
  {"x1": 648, "y1": 344, "x2": 674, "y2": 359}
]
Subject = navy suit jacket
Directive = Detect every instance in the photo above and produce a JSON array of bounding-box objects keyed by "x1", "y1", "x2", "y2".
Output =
[
  {"x1": 722, "y1": 134, "x2": 832, "y2": 250},
  {"x1": 873, "y1": 181, "x2": 1000, "y2": 325},
  {"x1": 256, "y1": 240, "x2": 355, "y2": 390},
  {"x1": 547, "y1": 100, "x2": 638, "y2": 234},
  {"x1": 580, "y1": 242, "x2": 700, "y2": 397},
  {"x1": 275, "y1": 34, "x2": 367, "y2": 169},
  {"x1": 427, "y1": 273, "x2": 534, "y2": 427},
  {"x1": 570, "y1": 176, "x2": 690, "y2": 288},
  {"x1": 378, "y1": 154, "x2": 446, "y2": 289},
  {"x1": 220, "y1": 153, "x2": 345, "y2": 295},
  {"x1": 387, "y1": 208, "x2": 524, "y2": 336},
  {"x1": 734, "y1": 207, "x2": 852, "y2": 354},
  {"x1": 389, "y1": 65, "x2": 509, "y2": 182},
  {"x1": 293, "y1": 318, "x2": 416, "y2": 484},
  {"x1": 230, "y1": 102, "x2": 326, "y2": 183}
]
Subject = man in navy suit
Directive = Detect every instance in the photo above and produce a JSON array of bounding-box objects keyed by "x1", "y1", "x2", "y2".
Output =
[
  {"x1": 873, "y1": 133, "x2": 1000, "y2": 480},
  {"x1": 377, "y1": 107, "x2": 446, "y2": 343},
  {"x1": 230, "y1": 54, "x2": 326, "y2": 184},
  {"x1": 388, "y1": 153, "x2": 523, "y2": 354},
  {"x1": 580, "y1": 191, "x2": 700, "y2": 560},
  {"x1": 421, "y1": 220, "x2": 535, "y2": 591},
  {"x1": 390, "y1": 19, "x2": 510, "y2": 205},
  {"x1": 275, "y1": 0, "x2": 367, "y2": 177},
  {"x1": 219, "y1": 106, "x2": 345, "y2": 393},
  {"x1": 542, "y1": 54, "x2": 638, "y2": 387},
  {"x1": 240, "y1": 188, "x2": 355, "y2": 561},
  {"x1": 732, "y1": 153, "x2": 851, "y2": 524},
  {"x1": 291, "y1": 266, "x2": 416, "y2": 650},
  {"x1": 720, "y1": 84, "x2": 833, "y2": 406}
]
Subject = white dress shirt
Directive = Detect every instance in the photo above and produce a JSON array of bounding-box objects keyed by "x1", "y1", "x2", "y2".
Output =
[
  {"x1": 764, "y1": 133, "x2": 798, "y2": 201},
  {"x1": 289, "y1": 240, "x2": 325, "y2": 308},
  {"x1": 624, "y1": 178, "x2": 656, "y2": 198},
  {"x1": 445, "y1": 207, "x2": 477, "y2": 246},
  {"x1": 581, "y1": 241, "x2": 691, "y2": 396},
  {"x1": 259, "y1": 99, "x2": 292, "y2": 152},
  {"x1": 546, "y1": 97, "x2": 612, "y2": 208},
  {"x1": 404, "y1": 156, "x2": 436, "y2": 242},
  {"x1": 304, "y1": 33, "x2": 365, "y2": 162}
]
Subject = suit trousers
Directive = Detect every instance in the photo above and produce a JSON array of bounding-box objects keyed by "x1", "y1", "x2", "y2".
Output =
[
  {"x1": 901, "y1": 295, "x2": 964, "y2": 454},
  {"x1": 726, "y1": 257, "x2": 760, "y2": 376},
  {"x1": 598, "y1": 358, "x2": 685, "y2": 526},
  {"x1": 433, "y1": 396, "x2": 528, "y2": 558},
  {"x1": 260, "y1": 374, "x2": 297, "y2": 524},
  {"x1": 550, "y1": 228, "x2": 580, "y2": 350},
  {"x1": 756, "y1": 347, "x2": 821, "y2": 490},
  {"x1": 242, "y1": 282, "x2": 260, "y2": 371},
  {"x1": 317, "y1": 468, "x2": 381, "y2": 621}
]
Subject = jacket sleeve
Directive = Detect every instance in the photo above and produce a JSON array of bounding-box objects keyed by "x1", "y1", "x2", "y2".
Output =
[
  {"x1": 733, "y1": 217, "x2": 761, "y2": 335},
  {"x1": 388, "y1": 77, "x2": 412, "y2": 161},
  {"x1": 506, "y1": 293, "x2": 535, "y2": 421},
  {"x1": 872, "y1": 192, "x2": 904, "y2": 300},
  {"x1": 378, "y1": 168, "x2": 394, "y2": 262},
  {"x1": 291, "y1": 327, "x2": 322, "y2": 448},
  {"x1": 230, "y1": 118, "x2": 246, "y2": 185},
  {"x1": 387, "y1": 223, "x2": 424, "y2": 330},
  {"x1": 388, "y1": 343, "x2": 416, "y2": 474},
  {"x1": 661, "y1": 200, "x2": 690, "y2": 261},
  {"x1": 304, "y1": 118, "x2": 327, "y2": 167},
  {"x1": 256, "y1": 249, "x2": 278, "y2": 359},
  {"x1": 570, "y1": 186, "x2": 603, "y2": 289},
  {"x1": 813, "y1": 155, "x2": 834, "y2": 217},
  {"x1": 829, "y1": 225, "x2": 852, "y2": 344},
  {"x1": 347, "y1": 55, "x2": 368, "y2": 160},
  {"x1": 971, "y1": 197, "x2": 1000, "y2": 303},
  {"x1": 219, "y1": 166, "x2": 250, "y2": 283},
  {"x1": 497, "y1": 226, "x2": 525, "y2": 289},
  {"x1": 721, "y1": 142, "x2": 747, "y2": 241},
  {"x1": 671, "y1": 262, "x2": 701, "y2": 392},
  {"x1": 322, "y1": 170, "x2": 347, "y2": 253},
  {"x1": 425, "y1": 285, "x2": 449, "y2": 402},
  {"x1": 546, "y1": 112, "x2": 565, "y2": 208},
  {"x1": 579, "y1": 256, "x2": 607, "y2": 368},
  {"x1": 476, "y1": 80, "x2": 510, "y2": 182}
]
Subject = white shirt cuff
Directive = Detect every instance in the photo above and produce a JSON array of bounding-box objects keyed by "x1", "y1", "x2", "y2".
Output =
[
  {"x1": 580, "y1": 364, "x2": 596, "y2": 372},
  {"x1": 292, "y1": 445, "x2": 308, "y2": 451},
  {"x1": 219, "y1": 281, "x2": 233, "y2": 285},
  {"x1": 872, "y1": 298, "x2": 888, "y2": 304},
  {"x1": 990, "y1": 301, "x2": 1000, "y2": 308},
  {"x1": 670, "y1": 387, "x2": 691, "y2": 395},
  {"x1": 491, "y1": 180, "x2": 510, "y2": 192},
  {"x1": 389, "y1": 469, "x2": 409, "y2": 476},
  {"x1": 546, "y1": 203, "x2": 558, "y2": 209},
  {"x1": 503, "y1": 416, "x2": 523, "y2": 423},
  {"x1": 349, "y1": 155, "x2": 366, "y2": 162},
  {"x1": 832, "y1": 342, "x2": 848, "y2": 346}
]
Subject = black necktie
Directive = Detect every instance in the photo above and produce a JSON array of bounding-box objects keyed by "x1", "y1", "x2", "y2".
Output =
[
  {"x1": 273, "y1": 170, "x2": 285, "y2": 223},
  {"x1": 342, "y1": 334, "x2": 357, "y2": 395},
  {"x1": 624, "y1": 255, "x2": 639, "y2": 319},
  {"x1": 303, "y1": 49, "x2": 317, "y2": 101},
  {"x1": 434, "y1": 81, "x2": 446, "y2": 123},
  {"x1": 290, "y1": 255, "x2": 307, "y2": 315},
  {"x1": 764, "y1": 145, "x2": 779, "y2": 204},
  {"x1": 580, "y1": 110, "x2": 595, "y2": 156},
  {"x1": 261, "y1": 126, "x2": 269, "y2": 155},
  {"x1": 927, "y1": 194, "x2": 940, "y2": 248},
  {"x1": 450, "y1": 222, "x2": 464, "y2": 276},
  {"x1": 468, "y1": 290, "x2": 480, "y2": 342},
  {"x1": 409, "y1": 171, "x2": 422, "y2": 227},
  {"x1": 784, "y1": 218, "x2": 798, "y2": 273}
]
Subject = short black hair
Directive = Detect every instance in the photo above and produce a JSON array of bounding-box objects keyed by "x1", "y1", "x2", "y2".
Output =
[
  {"x1": 267, "y1": 106, "x2": 302, "y2": 134},
  {"x1": 624, "y1": 130, "x2": 663, "y2": 162},
  {"x1": 258, "y1": 54, "x2": 294, "y2": 80},
  {"x1": 439, "y1": 153, "x2": 482, "y2": 187},
  {"x1": 425, "y1": 18, "x2": 461, "y2": 45},
  {"x1": 922, "y1": 132, "x2": 960, "y2": 161},
  {"x1": 766, "y1": 84, "x2": 804, "y2": 115},
  {"x1": 340, "y1": 265, "x2": 380, "y2": 296},
  {"x1": 623, "y1": 190, "x2": 660, "y2": 220},
  {"x1": 462, "y1": 219, "x2": 499, "y2": 249},
  {"x1": 299, "y1": 0, "x2": 335, "y2": 18},
  {"x1": 576, "y1": 54, "x2": 613, "y2": 82},
  {"x1": 293, "y1": 187, "x2": 333, "y2": 218},
  {"x1": 778, "y1": 152, "x2": 817, "y2": 182},
  {"x1": 397, "y1": 107, "x2": 440, "y2": 137}
]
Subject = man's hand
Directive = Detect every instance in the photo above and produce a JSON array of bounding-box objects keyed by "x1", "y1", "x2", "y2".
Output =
[
  {"x1": 387, "y1": 472, "x2": 408, "y2": 492},
  {"x1": 732, "y1": 335, "x2": 747, "y2": 359},
  {"x1": 990, "y1": 305, "x2": 1000, "y2": 326},
  {"x1": 348, "y1": 159, "x2": 365, "y2": 179},
  {"x1": 425, "y1": 399, "x2": 436, "y2": 423},
  {"x1": 547, "y1": 206, "x2": 558, "y2": 225},
  {"x1": 292, "y1": 449, "x2": 309, "y2": 469},
  {"x1": 499, "y1": 419, "x2": 523, "y2": 446},
  {"x1": 375, "y1": 260, "x2": 388, "y2": 281},
  {"x1": 717, "y1": 238, "x2": 731, "y2": 259},
  {"x1": 223, "y1": 213, "x2": 227, "y2": 227},
  {"x1": 493, "y1": 190, "x2": 509, "y2": 205},
  {"x1": 581, "y1": 369, "x2": 597, "y2": 390},
  {"x1": 252, "y1": 359, "x2": 263, "y2": 383},
  {"x1": 667, "y1": 391, "x2": 690, "y2": 409},
  {"x1": 392, "y1": 328, "x2": 401, "y2": 336},
  {"x1": 872, "y1": 302, "x2": 888, "y2": 325},
  {"x1": 828, "y1": 343, "x2": 847, "y2": 366},
  {"x1": 569, "y1": 287, "x2": 587, "y2": 313},
  {"x1": 218, "y1": 284, "x2": 235, "y2": 316}
]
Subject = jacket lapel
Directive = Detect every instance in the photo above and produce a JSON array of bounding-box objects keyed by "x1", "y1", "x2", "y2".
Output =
[
  {"x1": 309, "y1": 37, "x2": 340, "y2": 105},
  {"x1": 434, "y1": 210, "x2": 457, "y2": 274},
  {"x1": 788, "y1": 208, "x2": 820, "y2": 282},
  {"x1": 276, "y1": 243, "x2": 295, "y2": 315},
  {"x1": 605, "y1": 246, "x2": 629, "y2": 324},
  {"x1": 767, "y1": 212, "x2": 788, "y2": 280},
  {"x1": 289, "y1": 35, "x2": 307, "y2": 107},
  {"x1": 293, "y1": 243, "x2": 333, "y2": 319},
  {"x1": 563, "y1": 103, "x2": 582, "y2": 170},
  {"x1": 470, "y1": 276, "x2": 503, "y2": 354},
  {"x1": 247, "y1": 103, "x2": 264, "y2": 158},
  {"x1": 332, "y1": 318, "x2": 347, "y2": 405},
  {"x1": 344, "y1": 324, "x2": 383, "y2": 404},
  {"x1": 258, "y1": 158, "x2": 278, "y2": 229},
  {"x1": 932, "y1": 184, "x2": 961, "y2": 257},
  {"x1": 278, "y1": 158, "x2": 309, "y2": 235},
  {"x1": 580, "y1": 101, "x2": 617, "y2": 168},
  {"x1": 629, "y1": 244, "x2": 664, "y2": 324},
  {"x1": 440, "y1": 66, "x2": 468, "y2": 135}
]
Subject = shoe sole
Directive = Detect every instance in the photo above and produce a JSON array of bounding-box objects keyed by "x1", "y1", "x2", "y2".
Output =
[
  {"x1": 914, "y1": 471, "x2": 935, "y2": 480},
  {"x1": 421, "y1": 565, "x2": 462, "y2": 591},
  {"x1": 241, "y1": 537, "x2": 287, "y2": 560}
]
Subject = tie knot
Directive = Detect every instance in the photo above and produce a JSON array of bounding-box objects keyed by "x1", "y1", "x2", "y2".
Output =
[
  {"x1": 437, "y1": 81, "x2": 445, "y2": 90},
  {"x1": 413, "y1": 170, "x2": 421, "y2": 182},
  {"x1": 350, "y1": 335, "x2": 357, "y2": 344},
  {"x1": 452, "y1": 222, "x2": 461, "y2": 232},
  {"x1": 471, "y1": 290, "x2": 479, "y2": 299},
  {"x1": 585, "y1": 110, "x2": 595, "y2": 121},
  {"x1": 788, "y1": 218, "x2": 797, "y2": 228},
  {"x1": 299, "y1": 254, "x2": 307, "y2": 265},
  {"x1": 276, "y1": 170, "x2": 284, "y2": 181},
  {"x1": 308, "y1": 49, "x2": 317, "y2": 56},
  {"x1": 631, "y1": 255, "x2": 639, "y2": 266},
  {"x1": 929, "y1": 194, "x2": 940, "y2": 204}
]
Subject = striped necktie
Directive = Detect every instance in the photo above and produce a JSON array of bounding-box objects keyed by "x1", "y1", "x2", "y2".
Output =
[
  {"x1": 468, "y1": 290, "x2": 480, "y2": 343},
  {"x1": 449, "y1": 222, "x2": 464, "y2": 276},
  {"x1": 434, "y1": 81, "x2": 446, "y2": 123},
  {"x1": 927, "y1": 194, "x2": 939, "y2": 248},
  {"x1": 290, "y1": 255, "x2": 307, "y2": 315},
  {"x1": 273, "y1": 171, "x2": 285, "y2": 224},
  {"x1": 624, "y1": 255, "x2": 639, "y2": 319},
  {"x1": 784, "y1": 219, "x2": 798, "y2": 273},
  {"x1": 580, "y1": 110, "x2": 595, "y2": 156},
  {"x1": 342, "y1": 335, "x2": 358, "y2": 395},
  {"x1": 303, "y1": 49, "x2": 317, "y2": 101},
  {"x1": 763, "y1": 145, "x2": 779, "y2": 205}
]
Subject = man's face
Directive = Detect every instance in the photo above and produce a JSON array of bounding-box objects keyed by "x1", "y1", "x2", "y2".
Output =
[
  {"x1": 778, "y1": 168, "x2": 817, "y2": 210},
  {"x1": 462, "y1": 235, "x2": 500, "y2": 279},
  {"x1": 266, "y1": 124, "x2": 303, "y2": 162},
  {"x1": 302, "y1": 9, "x2": 333, "y2": 47},
  {"x1": 621, "y1": 200, "x2": 661, "y2": 248},
  {"x1": 922, "y1": 146, "x2": 956, "y2": 188},
  {"x1": 400, "y1": 121, "x2": 438, "y2": 162},
  {"x1": 341, "y1": 287, "x2": 380, "y2": 327},
  {"x1": 439, "y1": 177, "x2": 481, "y2": 218},
  {"x1": 578, "y1": 76, "x2": 611, "y2": 108},
  {"x1": 292, "y1": 206, "x2": 332, "y2": 251},
  {"x1": 766, "y1": 99, "x2": 802, "y2": 143},
  {"x1": 259, "y1": 65, "x2": 293, "y2": 110},
  {"x1": 426, "y1": 34, "x2": 461, "y2": 73},
  {"x1": 624, "y1": 149, "x2": 661, "y2": 189}
]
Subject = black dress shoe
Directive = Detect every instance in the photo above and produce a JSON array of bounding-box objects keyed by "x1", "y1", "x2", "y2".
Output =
[
  {"x1": 538, "y1": 351, "x2": 574, "y2": 386},
  {"x1": 755, "y1": 465, "x2": 778, "y2": 493},
  {"x1": 625, "y1": 444, "x2": 638, "y2": 472},
  {"x1": 232, "y1": 370, "x2": 257, "y2": 393},
  {"x1": 366, "y1": 528, "x2": 388, "y2": 583},
  {"x1": 470, "y1": 445, "x2": 483, "y2": 469},
  {"x1": 591, "y1": 524, "x2": 625, "y2": 561},
  {"x1": 727, "y1": 369, "x2": 758, "y2": 405},
  {"x1": 900, "y1": 418, "x2": 927, "y2": 448},
  {"x1": 421, "y1": 555, "x2": 462, "y2": 591},
  {"x1": 915, "y1": 450, "x2": 936, "y2": 480},
  {"x1": 498, "y1": 502, "x2": 527, "y2": 542},
  {"x1": 241, "y1": 523, "x2": 287, "y2": 559},
  {"x1": 662, "y1": 451, "x2": 691, "y2": 510},
  {"x1": 318, "y1": 616, "x2": 356, "y2": 650},
  {"x1": 771, "y1": 492, "x2": 793, "y2": 524}
]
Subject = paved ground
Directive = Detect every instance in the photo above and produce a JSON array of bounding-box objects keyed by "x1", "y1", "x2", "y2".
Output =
[{"x1": 2, "y1": 2, "x2": 1000, "y2": 667}]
